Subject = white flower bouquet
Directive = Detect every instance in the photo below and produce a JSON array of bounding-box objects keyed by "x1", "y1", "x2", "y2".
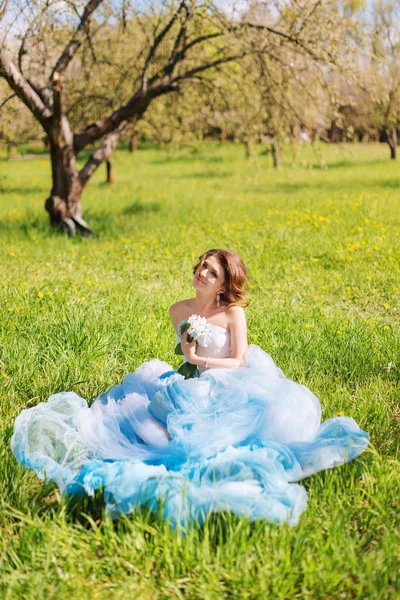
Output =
[{"x1": 175, "y1": 314, "x2": 213, "y2": 378}]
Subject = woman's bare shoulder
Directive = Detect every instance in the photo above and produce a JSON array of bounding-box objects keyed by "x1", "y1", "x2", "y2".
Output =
[
  {"x1": 225, "y1": 304, "x2": 246, "y2": 316},
  {"x1": 225, "y1": 304, "x2": 246, "y2": 325},
  {"x1": 169, "y1": 299, "x2": 194, "y2": 327}
]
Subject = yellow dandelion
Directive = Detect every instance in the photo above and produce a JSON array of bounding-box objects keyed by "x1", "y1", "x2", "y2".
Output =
[
  {"x1": 336, "y1": 411, "x2": 345, "y2": 417},
  {"x1": 305, "y1": 323, "x2": 313, "y2": 329},
  {"x1": 337, "y1": 330, "x2": 342, "y2": 335},
  {"x1": 383, "y1": 303, "x2": 389, "y2": 309},
  {"x1": 2, "y1": 373, "x2": 9, "y2": 379},
  {"x1": 37, "y1": 291, "x2": 44, "y2": 299},
  {"x1": 7, "y1": 307, "x2": 14, "y2": 312},
  {"x1": 47, "y1": 292, "x2": 53, "y2": 297},
  {"x1": 383, "y1": 325, "x2": 390, "y2": 331},
  {"x1": 86, "y1": 280, "x2": 93, "y2": 286},
  {"x1": 9, "y1": 252, "x2": 15, "y2": 257}
]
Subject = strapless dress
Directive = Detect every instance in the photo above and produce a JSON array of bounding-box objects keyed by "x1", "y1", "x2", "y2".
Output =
[{"x1": 11, "y1": 325, "x2": 368, "y2": 527}]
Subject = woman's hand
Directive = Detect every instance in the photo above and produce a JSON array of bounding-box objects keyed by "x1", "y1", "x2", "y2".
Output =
[{"x1": 181, "y1": 330, "x2": 198, "y2": 364}]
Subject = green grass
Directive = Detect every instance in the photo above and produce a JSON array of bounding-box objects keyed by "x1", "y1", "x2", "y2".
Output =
[{"x1": 0, "y1": 141, "x2": 399, "y2": 599}]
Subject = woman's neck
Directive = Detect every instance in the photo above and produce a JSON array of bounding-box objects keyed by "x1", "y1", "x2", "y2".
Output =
[{"x1": 192, "y1": 293, "x2": 218, "y2": 316}]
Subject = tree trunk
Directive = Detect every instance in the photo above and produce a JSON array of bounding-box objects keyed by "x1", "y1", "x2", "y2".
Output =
[
  {"x1": 45, "y1": 140, "x2": 92, "y2": 236},
  {"x1": 386, "y1": 128, "x2": 397, "y2": 160},
  {"x1": 271, "y1": 139, "x2": 280, "y2": 168},
  {"x1": 244, "y1": 140, "x2": 253, "y2": 161},
  {"x1": 106, "y1": 159, "x2": 114, "y2": 183},
  {"x1": 129, "y1": 133, "x2": 138, "y2": 153}
]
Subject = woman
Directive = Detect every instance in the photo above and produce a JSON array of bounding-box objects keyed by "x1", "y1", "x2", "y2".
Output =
[{"x1": 11, "y1": 249, "x2": 368, "y2": 527}]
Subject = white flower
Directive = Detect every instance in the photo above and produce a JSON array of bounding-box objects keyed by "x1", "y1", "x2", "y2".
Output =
[{"x1": 185, "y1": 314, "x2": 213, "y2": 347}]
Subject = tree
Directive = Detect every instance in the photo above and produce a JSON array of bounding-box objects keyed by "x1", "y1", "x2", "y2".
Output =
[
  {"x1": 1, "y1": 0, "x2": 353, "y2": 234},
  {"x1": 358, "y1": 1, "x2": 400, "y2": 159}
]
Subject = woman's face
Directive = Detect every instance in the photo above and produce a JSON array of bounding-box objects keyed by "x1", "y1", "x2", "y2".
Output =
[{"x1": 193, "y1": 255, "x2": 225, "y2": 296}]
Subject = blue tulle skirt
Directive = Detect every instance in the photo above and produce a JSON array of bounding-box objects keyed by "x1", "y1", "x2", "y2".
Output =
[{"x1": 11, "y1": 345, "x2": 368, "y2": 527}]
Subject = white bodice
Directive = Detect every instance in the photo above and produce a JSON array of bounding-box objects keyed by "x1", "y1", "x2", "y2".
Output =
[
  {"x1": 176, "y1": 324, "x2": 232, "y2": 373},
  {"x1": 196, "y1": 324, "x2": 232, "y2": 360}
]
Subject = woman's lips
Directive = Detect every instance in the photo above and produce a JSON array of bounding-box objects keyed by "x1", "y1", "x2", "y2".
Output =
[{"x1": 196, "y1": 275, "x2": 206, "y2": 284}]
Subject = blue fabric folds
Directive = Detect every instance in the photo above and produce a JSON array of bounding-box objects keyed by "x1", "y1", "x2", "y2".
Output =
[{"x1": 11, "y1": 345, "x2": 368, "y2": 527}]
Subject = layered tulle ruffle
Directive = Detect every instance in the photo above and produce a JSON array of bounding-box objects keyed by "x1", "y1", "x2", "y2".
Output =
[{"x1": 11, "y1": 346, "x2": 368, "y2": 527}]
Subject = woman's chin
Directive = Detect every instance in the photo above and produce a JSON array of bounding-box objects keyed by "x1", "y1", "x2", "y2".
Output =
[{"x1": 193, "y1": 278, "x2": 204, "y2": 290}]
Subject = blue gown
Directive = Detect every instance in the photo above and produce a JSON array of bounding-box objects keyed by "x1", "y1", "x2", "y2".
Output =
[{"x1": 11, "y1": 325, "x2": 368, "y2": 527}]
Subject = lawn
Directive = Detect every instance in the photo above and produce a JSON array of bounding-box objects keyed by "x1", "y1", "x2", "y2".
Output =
[{"x1": 0, "y1": 142, "x2": 399, "y2": 599}]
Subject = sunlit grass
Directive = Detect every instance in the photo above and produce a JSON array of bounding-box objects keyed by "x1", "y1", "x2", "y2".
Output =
[{"x1": 0, "y1": 141, "x2": 399, "y2": 598}]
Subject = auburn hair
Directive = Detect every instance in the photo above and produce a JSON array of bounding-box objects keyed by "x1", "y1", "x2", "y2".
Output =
[{"x1": 193, "y1": 249, "x2": 249, "y2": 307}]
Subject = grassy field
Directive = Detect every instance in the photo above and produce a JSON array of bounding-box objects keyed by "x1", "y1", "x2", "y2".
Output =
[{"x1": 0, "y1": 142, "x2": 399, "y2": 599}]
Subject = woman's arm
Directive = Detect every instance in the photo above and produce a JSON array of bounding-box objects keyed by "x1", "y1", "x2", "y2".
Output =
[{"x1": 181, "y1": 305, "x2": 248, "y2": 369}]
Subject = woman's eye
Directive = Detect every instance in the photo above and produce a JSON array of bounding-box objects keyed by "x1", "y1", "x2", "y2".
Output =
[{"x1": 211, "y1": 272, "x2": 217, "y2": 277}]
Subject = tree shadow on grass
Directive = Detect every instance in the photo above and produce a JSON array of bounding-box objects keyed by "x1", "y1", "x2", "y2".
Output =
[
  {"x1": 169, "y1": 170, "x2": 232, "y2": 179},
  {"x1": 0, "y1": 215, "x2": 49, "y2": 236},
  {"x1": 0, "y1": 185, "x2": 47, "y2": 195},
  {"x1": 122, "y1": 200, "x2": 161, "y2": 215},
  {"x1": 151, "y1": 154, "x2": 225, "y2": 165},
  {"x1": 83, "y1": 202, "x2": 161, "y2": 234},
  {"x1": 374, "y1": 178, "x2": 400, "y2": 189},
  {"x1": 250, "y1": 176, "x2": 400, "y2": 195},
  {"x1": 310, "y1": 157, "x2": 390, "y2": 170},
  {"x1": 0, "y1": 199, "x2": 162, "y2": 238}
]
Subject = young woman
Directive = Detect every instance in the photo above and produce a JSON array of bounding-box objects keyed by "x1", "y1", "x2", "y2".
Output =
[
  {"x1": 170, "y1": 249, "x2": 248, "y2": 371},
  {"x1": 11, "y1": 249, "x2": 368, "y2": 527}
]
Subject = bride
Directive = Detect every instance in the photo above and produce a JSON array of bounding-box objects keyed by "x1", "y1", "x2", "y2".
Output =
[{"x1": 11, "y1": 249, "x2": 368, "y2": 527}]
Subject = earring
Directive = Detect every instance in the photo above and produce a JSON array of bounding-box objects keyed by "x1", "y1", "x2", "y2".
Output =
[{"x1": 216, "y1": 293, "x2": 220, "y2": 308}]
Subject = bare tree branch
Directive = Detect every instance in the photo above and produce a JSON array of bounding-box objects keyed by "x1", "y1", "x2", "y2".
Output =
[
  {"x1": 50, "y1": 0, "x2": 104, "y2": 80},
  {"x1": 73, "y1": 81, "x2": 179, "y2": 152},
  {"x1": 17, "y1": 3, "x2": 52, "y2": 76},
  {"x1": 0, "y1": 91, "x2": 16, "y2": 111},
  {"x1": 172, "y1": 52, "x2": 248, "y2": 83},
  {"x1": 78, "y1": 123, "x2": 125, "y2": 187},
  {"x1": 0, "y1": 0, "x2": 10, "y2": 19},
  {"x1": 155, "y1": 31, "x2": 223, "y2": 81},
  {"x1": 0, "y1": 50, "x2": 52, "y2": 127},
  {"x1": 242, "y1": 22, "x2": 331, "y2": 63},
  {"x1": 141, "y1": 0, "x2": 186, "y2": 91}
]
